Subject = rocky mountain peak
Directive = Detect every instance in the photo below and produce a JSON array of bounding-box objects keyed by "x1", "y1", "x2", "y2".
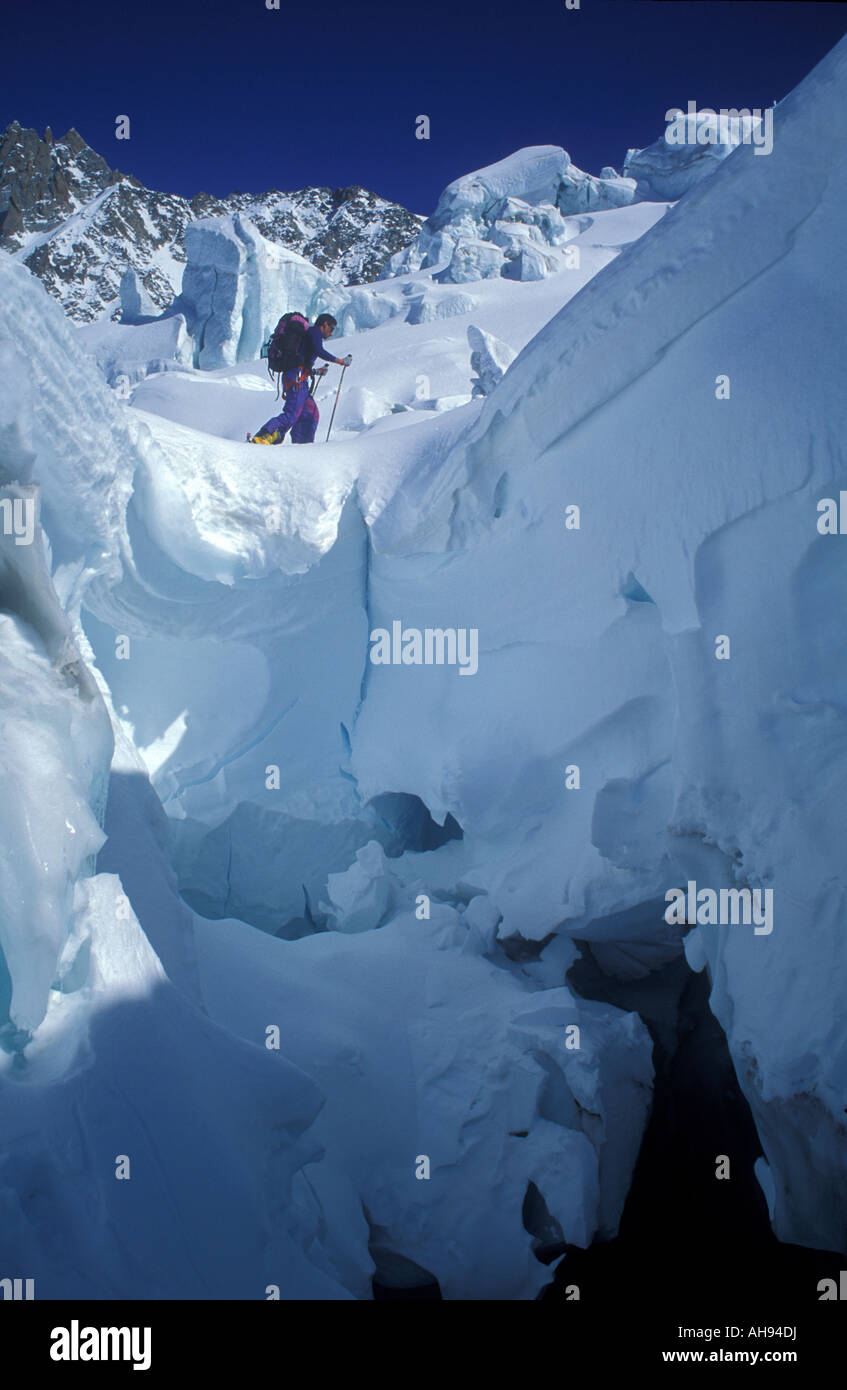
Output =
[
  {"x1": 0, "y1": 122, "x2": 423, "y2": 321},
  {"x1": 0, "y1": 121, "x2": 125, "y2": 247}
]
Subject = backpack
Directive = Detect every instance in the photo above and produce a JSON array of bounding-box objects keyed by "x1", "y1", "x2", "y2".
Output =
[{"x1": 266, "y1": 312, "x2": 309, "y2": 379}]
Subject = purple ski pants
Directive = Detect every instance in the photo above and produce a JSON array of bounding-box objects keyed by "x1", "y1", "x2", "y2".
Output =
[{"x1": 259, "y1": 371, "x2": 319, "y2": 443}]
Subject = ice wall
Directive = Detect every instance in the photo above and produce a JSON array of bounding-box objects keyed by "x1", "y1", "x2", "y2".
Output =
[
  {"x1": 623, "y1": 110, "x2": 772, "y2": 200},
  {"x1": 354, "y1": 43, "x2": 847, "y2": 1251},
  {"x1": 174, "y1": 212, "x2": 339, "y2": 369},
  {"x1": 0, "y1": 255, "x2": 351, "y2": 1298},
  {"x1": 384, "y1": 124, "x2": 763, "y2": 287},
  {"x1": 383, "y1": 146, "x2": 636, "y2": 284},
  {"x1": 0, "y1": 486, "x2": 112, "y2": 1037}
]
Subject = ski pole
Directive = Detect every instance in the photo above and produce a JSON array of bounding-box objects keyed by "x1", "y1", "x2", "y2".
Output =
[{"x1": 325, "y1": 363, "x2": 347, "y2": 442}]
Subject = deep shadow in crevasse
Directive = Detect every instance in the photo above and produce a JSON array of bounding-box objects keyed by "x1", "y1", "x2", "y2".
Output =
[
  {"x1": 541, "y1": 946, "x2": 843, "y2": 1313},
  {"x1": 365, "y1": 791, "x2": 463, "y2": 857}
]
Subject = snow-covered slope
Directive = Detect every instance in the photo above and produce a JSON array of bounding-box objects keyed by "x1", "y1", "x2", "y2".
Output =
[{"x1": 1, "y1": 31, "x2": 846, "y2": 1299}]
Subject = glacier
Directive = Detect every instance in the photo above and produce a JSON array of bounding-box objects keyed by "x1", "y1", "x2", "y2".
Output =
[
  {"x1": 622, "y1": 109, "x2": 774, "y2": 200},
  {"x1": 98, "y1": 195, "x2": 670, "y2": 388},
  {"x1": 0, "y1": 32, "x2": 846, "y2": 1300},
  {"x1": 381, "y1": 121, "x2": 753, "y2": 286},
  {"x1": 0, "y1": 253, "x2": 655, "y2": 1299},
  {"x1": 66, "y1": 113, "x2": 757, "y2": 382},
  {"x1": 81, "y1": 130, "x2": 693, "y2": 377}
]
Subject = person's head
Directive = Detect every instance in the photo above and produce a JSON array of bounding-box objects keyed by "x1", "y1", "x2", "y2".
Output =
[{"x1": 315, "y1": 313, "x2": 337, "y2": 340}]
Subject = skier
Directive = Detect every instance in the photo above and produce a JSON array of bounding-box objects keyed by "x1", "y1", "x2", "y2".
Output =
[{"x1": 250, "y1": 313, "x2": 352, "y2": 444}]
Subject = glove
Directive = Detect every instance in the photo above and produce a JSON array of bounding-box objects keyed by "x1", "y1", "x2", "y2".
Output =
[
  {"x1": 315, "y1": 364, "x2": 329, "y2": 377},
  {"x1": 342, "y1": 354, "x2": 353, "y2": 367}
]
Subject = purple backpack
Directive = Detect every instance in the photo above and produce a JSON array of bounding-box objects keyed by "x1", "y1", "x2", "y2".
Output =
[{"x1": 267, "y1": 312, "x2": 309, "y2": 376}]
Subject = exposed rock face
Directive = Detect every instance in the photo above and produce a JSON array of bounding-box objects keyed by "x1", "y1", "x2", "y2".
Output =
[
  {"x1": 222, "y1": 184, "x2": 424, "y2": 284},
  {"x1": 0, "y1": 122, "x2": 125, "y2": 243},
  {"x1": 0, "y1": 123, "x2": 423, "y2": 322}
]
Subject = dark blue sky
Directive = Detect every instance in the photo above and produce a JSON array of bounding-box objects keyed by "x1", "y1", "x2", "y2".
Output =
[{"x1": 3, "y1": 0, "x2": 845, "y2": 214}]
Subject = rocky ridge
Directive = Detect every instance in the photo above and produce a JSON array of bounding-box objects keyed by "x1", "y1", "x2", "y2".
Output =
[{"x1": 0, "y1": 122, "x2": 423, "y2": 321}]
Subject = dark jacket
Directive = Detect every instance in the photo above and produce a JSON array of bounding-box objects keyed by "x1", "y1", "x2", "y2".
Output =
[{"x1": 302, "y1": 324, "x2": 338, "y2": 372}]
